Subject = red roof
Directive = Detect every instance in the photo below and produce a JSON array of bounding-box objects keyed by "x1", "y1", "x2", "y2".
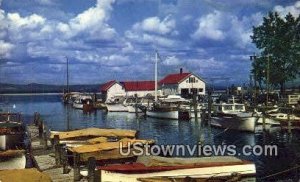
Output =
[
  {"x1": 121, "y1": 81, "x2": 155, "y2": 91},
  {"x1": 100, "y1": 80, "x2": 117, "y2": 92},
  {"x1": 159, "y1": 72, "x2": 191, "y2": 85}
]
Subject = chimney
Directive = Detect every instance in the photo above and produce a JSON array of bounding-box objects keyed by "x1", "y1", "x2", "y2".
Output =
[{"x1": 180, "y1": 68, "x2": 183, "y2": 74}]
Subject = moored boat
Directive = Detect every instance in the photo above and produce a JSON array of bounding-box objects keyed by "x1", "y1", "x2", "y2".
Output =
[
  {"x1": 211, "y1": 100, "x2": 256, "y2": 132},
  {"x1": 98, "y1": 156, "x2": 256, "y2": 182},
  {"x1": 0, "y1": 150, "x2": 26, "y2": 170},
  {"x1": 146, "y1": 95, "x2": 190, "y2": 120},
  {"x1": 0, "y1": 113, "x2": 26, "y2": 150}
]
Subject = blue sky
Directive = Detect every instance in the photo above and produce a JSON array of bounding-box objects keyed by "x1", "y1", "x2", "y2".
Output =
[{"x1": 0, "y1": 0, "x2": 299, "y2": 86}]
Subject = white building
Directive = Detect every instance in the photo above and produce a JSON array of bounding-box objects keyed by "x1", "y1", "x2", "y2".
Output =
[
  {"x1": 100, "y1": 80, "x2": 125, "y2": 102},
  {"x1": 159, "y1": 69, "x2": 206, "y2": 97}
]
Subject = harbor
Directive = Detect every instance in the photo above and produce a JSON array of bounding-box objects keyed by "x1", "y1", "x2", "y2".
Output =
[{"x1": 1, "y1": 0, "x2": 300, "y2": 181}]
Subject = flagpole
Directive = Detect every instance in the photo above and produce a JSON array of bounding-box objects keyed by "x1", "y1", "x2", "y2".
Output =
[{"x1": 155, "y1": 51, "x2": 158, "y2": 102}]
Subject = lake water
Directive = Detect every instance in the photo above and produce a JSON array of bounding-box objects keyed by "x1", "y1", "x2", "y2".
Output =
[{"x1": 1, "y1": 94, "x2": 300, "y2": 181}]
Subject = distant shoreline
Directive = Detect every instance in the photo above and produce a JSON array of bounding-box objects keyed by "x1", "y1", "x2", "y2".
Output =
[{"x1": 0, "y1": 93, "x2": 63, "y2": 96}]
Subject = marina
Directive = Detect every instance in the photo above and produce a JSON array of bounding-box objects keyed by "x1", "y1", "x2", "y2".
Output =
[{"x1": 1, "y1": 0, "x2": 300, "y2": 181}]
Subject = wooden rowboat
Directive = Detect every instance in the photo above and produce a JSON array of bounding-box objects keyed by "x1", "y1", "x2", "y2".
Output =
[
  {"x1": 50, "y1": 127, "x2": 137, "y2": 140},
  {"x1": 0, "y1": 168, "x2": 51, "y2": 182},
  {"x1": 0, "y1": 150, "x2": 26, "y2": 170},
  {"x1": 98, "y1": 156, "x2": 256, "y2": 182}
]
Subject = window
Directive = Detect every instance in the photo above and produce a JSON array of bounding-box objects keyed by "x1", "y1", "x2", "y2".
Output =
[
  {"x1": 199, "y1": 88, "x2": 203, "y2": 92},
  {"x1": 188, "y1": 77, "x2": 196, "y2": 83}
]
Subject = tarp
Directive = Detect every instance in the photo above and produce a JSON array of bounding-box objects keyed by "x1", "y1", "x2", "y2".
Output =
[
  {"x1": 137, "y1": 156, "x2": 243, "y2": 167},
  {"x1": 0, "y1": 150, "x2": 25, "y2": 157},
  {"x1": 69, "y1": 138, "x2": 154, "y2": 154},
  {"x1": 50, "y1": 127, "x2": 137, "y2": 140},
  {"x1": 0, "y1": 168, "x2": 51, "y2": 182}
]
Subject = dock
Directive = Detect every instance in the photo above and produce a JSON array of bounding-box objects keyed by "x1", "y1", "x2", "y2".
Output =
[{"x1": 28, "y1": 121, "x2": 76, "y2": 182}]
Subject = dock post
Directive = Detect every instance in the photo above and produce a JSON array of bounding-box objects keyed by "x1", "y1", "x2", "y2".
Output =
[
  {"x1": 193, "y1": 91, "x2": 198, "y2": 122},
  {"x1": 262, "y1": 112, "x2": 266, "y2": 131},
  {"x1": 87, "y1": 157, "x2": 96, "y2": 182},
  {"x1": 73, "y1": 153, "x2": 81, "y2": 181},
  {"x1": 54, "y1": 135, "x2": 61, "y2": 165},
  {"x1": 61, "y1": 144, "x2": 69, "y2": 174},
  {"x1": 38, "y1": 120, "x2": 44, "y2": 138},
  {"x1": 288, "y1": 112, "x2": 291, "y2": 134},
  {"x1": 43, "y1": 130, "x2": 48, "y2": 149}
]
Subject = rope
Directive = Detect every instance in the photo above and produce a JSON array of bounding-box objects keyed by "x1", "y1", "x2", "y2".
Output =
[{"x1": 259, "y1": 165, "x2": 300, "y2": 180}]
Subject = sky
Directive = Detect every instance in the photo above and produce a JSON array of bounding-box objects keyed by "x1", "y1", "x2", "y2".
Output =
[{"x1": 0, "y1": 0, "x2": 299, "y2": 86}]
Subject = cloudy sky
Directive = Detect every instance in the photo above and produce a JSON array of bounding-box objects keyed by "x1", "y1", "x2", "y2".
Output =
[{"x1": 0, "y1": 0, "x2": 299, "y2": 86}]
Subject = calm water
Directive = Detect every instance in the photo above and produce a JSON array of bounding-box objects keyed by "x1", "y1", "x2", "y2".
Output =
[{"x1": 1, "y1": 94, "x2": 300, "y2": 181}]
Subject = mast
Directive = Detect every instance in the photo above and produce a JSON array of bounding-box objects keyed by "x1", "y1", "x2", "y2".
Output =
[
  {"x1": 155, "y1": 51, "x2": 158, "y2": 102},
  {"x1": 66, "y1": 56, "x2": 69, "y2": 93}
]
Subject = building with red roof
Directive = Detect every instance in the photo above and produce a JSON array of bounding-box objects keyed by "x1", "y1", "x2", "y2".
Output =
[
  {"x1": 121, "y1": 81, "x2": 156, "y2": 97},
  {"x1": 100, "y1": 80, "x2": 125, "y2": 102},
  {"x1": 159, "y1": 68, "x2": 205, "y2": 97}
]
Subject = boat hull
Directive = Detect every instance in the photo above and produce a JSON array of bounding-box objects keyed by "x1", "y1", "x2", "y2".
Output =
[
  {"x1": 127, "y1": 105, "x2": 143, "y2": 113},
  {"x1": 99, "y1": 163, "x2": 256, "y2": 182},
  {"x1": 146, "y1": 110, "x2": 178, "y2": 120},
  {"x1": 73, "y1": 102, "x2": 83, "y2": 109},
  {"x1": 211, "y1": 115, "x2": 256, "y2": 132},
  {"x1": 0, "y1": 134, "x2": 24, "y2": 150},
  {"x1": 0, "y1": 152, "x2": 26, "y2": 170},
  {"x1": 106, "y1": 104, "x2": 128, "y2": 112}
]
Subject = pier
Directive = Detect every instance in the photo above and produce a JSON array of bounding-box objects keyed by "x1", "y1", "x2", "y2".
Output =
[{"x1": 28, "y1": 113, "x2": 75, "y2": 182}]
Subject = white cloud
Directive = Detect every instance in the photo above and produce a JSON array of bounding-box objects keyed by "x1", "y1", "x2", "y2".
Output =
[
  {"x1": 0, "y1": 40, "x2": 14, "y2": 58},
  {"x1": 58, "y1": 0, "x2": 116, "y2": 40},
  {"x1": 163, "y1": 55, "x2": 181, "y2": 66},
  {"x1": 274, "y1": 1, "x2": 300, "y2": 17},
  {"x1": 7, "y1": 13, "x2": 45, "y2": 29},
  {"x1": 133, "y1": 15, "x2": 176, "y2": 35},
  {"x1": 191, "y1": 10, "x2": 225, "y2": 41}
]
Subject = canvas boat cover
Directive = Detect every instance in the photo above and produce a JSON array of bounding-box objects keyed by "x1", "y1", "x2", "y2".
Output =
[
  {"x1": 50, "y1": 127, "x2": 137, "y2": 140},
  {"x1": 69, "y1": 138, "x2": 155, "y2": 154},
  {"x1": 137, "y1": 155, "x2": 243, "y2": 167},
  {"x1": 0, "y1": 168, "x2": 51, "y2": 182}
]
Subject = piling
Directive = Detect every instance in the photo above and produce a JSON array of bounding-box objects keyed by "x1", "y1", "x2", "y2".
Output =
[
  {"x1": 61, "y1": 144, "x2": 69, "y2": 174},
  {"x1": 135, "y1": 94, "x2": 138, "y2": 116},
  {"x1": 288, "y1": 112, "x2": 291, "y2": 134},
  {"x1": 193, "y1": 92, "x2": 198, "y2": 122},
  {"x1": 53, "y1": 135, "x2": 61, "y2": 165},
  {"x1": 73, "y1": 153, "x2": 81, "y2": 181},
  {"x1": 262, "y1": 112, "x2": 266, "y2": 131},
  {"x1": 87, "y1": 157, "x2": 96, "y2": 182}
]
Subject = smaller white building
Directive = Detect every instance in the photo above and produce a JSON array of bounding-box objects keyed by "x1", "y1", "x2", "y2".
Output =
[
  {"x1": 159, "y1": 69, "x2": 206, "y2": 97},
  {"x1": 100, "y1": 80, "x2": 125, "y2": 102}
]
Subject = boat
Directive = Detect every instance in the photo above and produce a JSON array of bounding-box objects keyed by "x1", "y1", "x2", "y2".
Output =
[
  {"x1": 72, "y1": 94, "x2": 94, "y2": 111},
  {"x1": 0, "y1": 168, "x2": 51, "y2": 181},
  {"x1": 50, "y1": 127, "x2": 137, "y2": 141},
  {"x1": 0, "y1": 150, "x2": 26, "y2": 170},
  {"x1": 146, "y1": 95, "x2": 190, "y2": 120},
  {"x1": 68, "y1": 138, "x2": 155, "y2": 162},
  {"x1": 0, "y1": 113, "x2": 26, "y2": 150},
  {"x1": 211, "y1": 98, "x2": 256, "y2": 132},
  {"x1": 106, "y1": 97, "x2": 128, "y2": 112},
  {"x1": 98, "y1": 155, "x2": 256, "y2": 182}
]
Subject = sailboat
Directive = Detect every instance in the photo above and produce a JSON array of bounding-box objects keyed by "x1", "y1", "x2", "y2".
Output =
[
  {"x1": 62, "y1": 56, "x2": 71, "y2": 104},
  {"x1": 145, "y1": 51, "x2": 190, "y2": 120}
]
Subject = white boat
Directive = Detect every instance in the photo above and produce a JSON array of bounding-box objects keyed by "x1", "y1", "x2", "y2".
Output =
[
  {"x1": 211, "y1": 100, "x2": 256, "y2": 132},
  {"x1": 0, "y1": 113, "x2": 25, "y2": 150},
  {"x1": 98, "y1": 156, "x2": 256, "y2": 182},
  {"x1": 106, "y1": 97, "x2": 128, "y2": 112},
  {"x1": 0, "y1": 150, "x2": 26, "y2": 170},
  {"x1": 146, "y1": 95, "x2": 190, "y2": 120},
  {"x1": 72, "y1": 95, "x2": 93, "y2": 110}
]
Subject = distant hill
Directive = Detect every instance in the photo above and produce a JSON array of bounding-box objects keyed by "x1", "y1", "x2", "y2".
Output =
[{"x1": 0, "y1": 83, "x2": 102, "y2": 94}]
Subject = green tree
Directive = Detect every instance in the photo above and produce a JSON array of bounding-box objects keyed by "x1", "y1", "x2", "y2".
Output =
[{"x1": 251, "y1": 12, "x2": 300, "y2": 95}]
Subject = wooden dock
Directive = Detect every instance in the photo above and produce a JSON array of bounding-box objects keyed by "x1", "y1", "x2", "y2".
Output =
[{"x1": 28, "y1": 124, "x2": 77, "y2": 182}]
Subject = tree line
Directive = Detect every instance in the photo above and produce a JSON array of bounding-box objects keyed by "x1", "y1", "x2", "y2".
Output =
[{"x1": 251, "y1": 12, "x2": 300, "y2": 95}]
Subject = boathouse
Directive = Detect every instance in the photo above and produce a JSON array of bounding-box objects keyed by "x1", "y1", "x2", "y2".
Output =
[
  {"x1": 121, "y1": 81, "x2": 156, "y2": 97},
  {"x1": 159, "y1": 69, "x2": 205, "y2": 97},
  {"x1": 100, "y1": 80, "x2": 125, "y2": 102}
]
